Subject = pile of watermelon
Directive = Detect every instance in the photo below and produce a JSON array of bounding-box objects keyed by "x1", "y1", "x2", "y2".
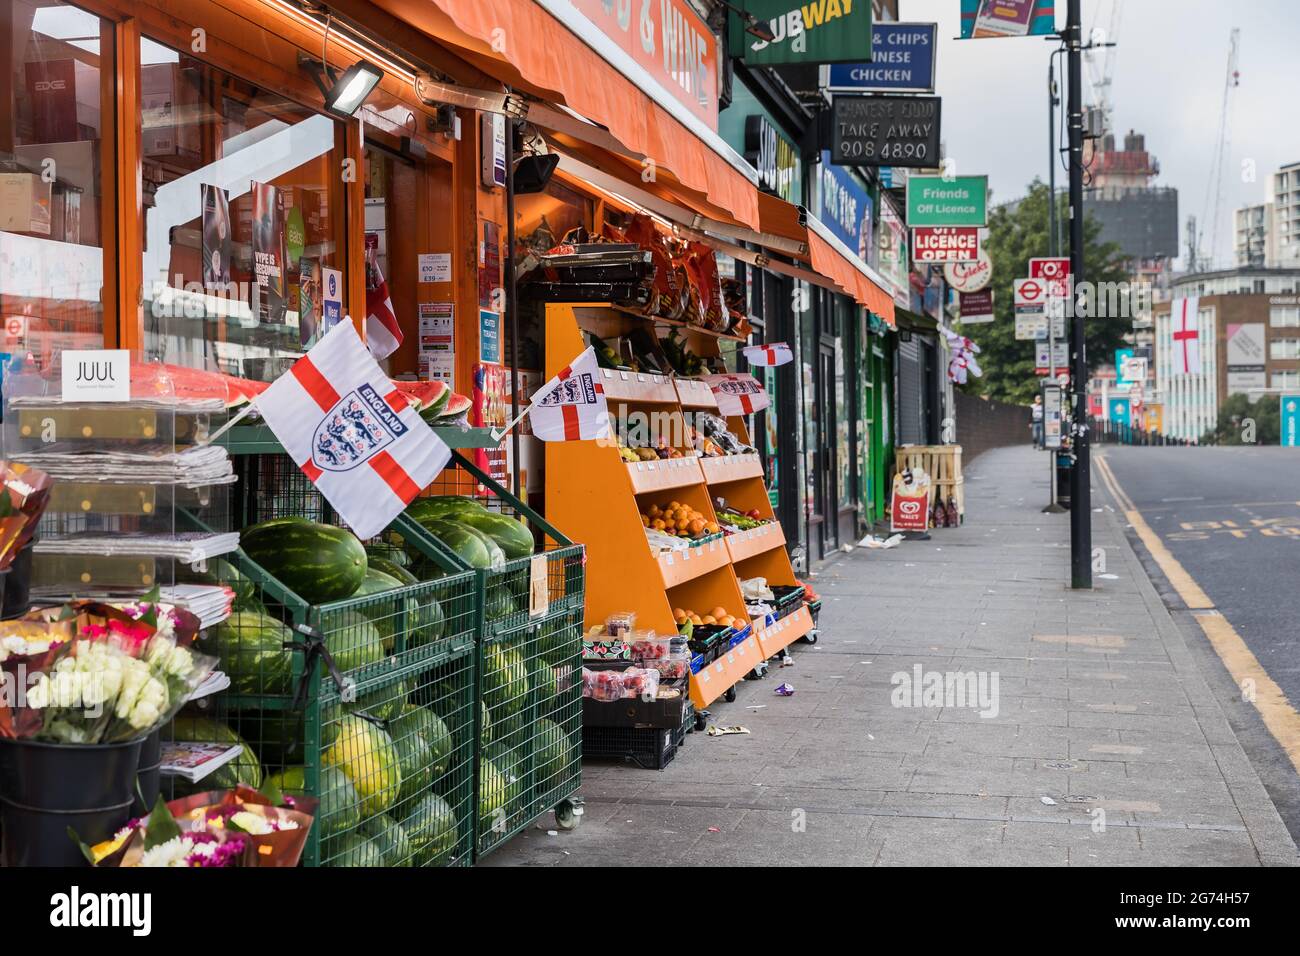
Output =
[{"x1": 403, "y1": 496, "x2": 536, "y2": 587}]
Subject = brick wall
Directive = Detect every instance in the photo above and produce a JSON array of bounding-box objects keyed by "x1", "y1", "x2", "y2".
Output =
[{"x1": 955, "y1": 390, "x2": 1032, "y2": 462}]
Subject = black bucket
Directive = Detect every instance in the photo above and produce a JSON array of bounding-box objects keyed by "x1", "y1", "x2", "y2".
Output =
[
  {"x1": 132, "y1": 730, "x2": 162, "y2": 817},
  {"x1": 0, "y1": 735, "x2": 146, "y2": 867},
  {"x1": 2, "y1": 539, "x2": 35, "y2": 620}
]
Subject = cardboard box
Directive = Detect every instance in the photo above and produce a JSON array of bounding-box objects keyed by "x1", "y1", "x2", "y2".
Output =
[{"x1": 0, "y1": 174, "x2": 52, "y2": 235}]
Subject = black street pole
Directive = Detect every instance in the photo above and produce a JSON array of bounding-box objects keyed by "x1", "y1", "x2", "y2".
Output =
[
  {"x1": 1048, "y1": 54, "x2": 1058, "y2": 258},
  {"x1": 505, "y1": 117, "x2": 523, "y2": 498},
  {"x1": 1066, "y1": 0, "x2": 1092, "y2": 588}
]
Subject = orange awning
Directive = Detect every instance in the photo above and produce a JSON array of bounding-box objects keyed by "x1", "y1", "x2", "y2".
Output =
[{"x1": 375, "y1": 0, "x2": 760, "y2": 230}]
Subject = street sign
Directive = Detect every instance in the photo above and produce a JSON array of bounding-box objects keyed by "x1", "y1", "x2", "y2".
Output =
[
  {"x1": 730, "y1": 0, "x2": 874, "y2": 66},
  {"x1": 823, "y1": 23, "x2": 938, "y2": 93},
  {"x1": 1015, "y1": 313, "x2": 1045, "y2": 339},
  {"x1": 1109, "y1": 397, "x2": 1131, "y2": 425},
  {"x1": 960, "y1": 0, "x2": 1058, "y2": 39},
  {"x1": 943, "y1": 250, "x2": 992, "y2": 292},
  {"x1": 911, "y1": 226, "x2": 979, "y2": 262},
  {"x1": 1283, "y1": 394, "x2": 1300, "y2": 447},
  {"x1": 1042, "y1": 381, "x2": 1063, "y2": 449},
  {"x1": 1119, "y1": 355, "x2": 1148, "y2": 384},
  {"x1": 1035, "y1": 340, "x2": 1068, "y2": 372},
  {"x1": 957, "y1": 289, "x2": 994, "y2": 323},
  {"x1": 905, "y1": 174, "x2": 987, "y2": 226},
  {"x1": 831, "y1": 95, "x2": 942, "y2": 169},
  {"x1": 1014, "y1": 277, "x2": 1048, "y2": 308},
  {"x1": 1028, "y1": 256, "x2": 1071, "y2": 280}
]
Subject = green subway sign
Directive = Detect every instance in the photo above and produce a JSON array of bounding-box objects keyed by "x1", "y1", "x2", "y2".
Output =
[
  {"x1": 905, "y1": 175, "x2": 988, "y2": 227},
  {"x1": 729, "y1": 0, "x2": 872, "y2": 65}
]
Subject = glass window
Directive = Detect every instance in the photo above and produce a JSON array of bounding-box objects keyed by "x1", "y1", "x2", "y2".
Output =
[
  {"x1": 1272, "y1": 370, "x2": 1300, "y2": 390},
  {"x1": 1270, "y1": 338, "x2": 1300, "y2": 360},
  {"x1": 1271, "y1": 306, "x2": 1300, "y2": 328},
  {"x1": 139, "y1": 36, "x2": 347, "y2": 379},
  {"x1": 1, "y1": 0, "x2": 111, "y2": 356}
]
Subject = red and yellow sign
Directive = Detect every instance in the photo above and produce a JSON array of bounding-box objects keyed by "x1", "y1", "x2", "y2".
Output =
[{"x1": 570, "y1": 0, "x2": 719, "y2": 130}]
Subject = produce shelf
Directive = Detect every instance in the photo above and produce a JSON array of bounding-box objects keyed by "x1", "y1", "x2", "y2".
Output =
[
  {"x1": 597, "y1": 367, "x2": 678, "y2": 404},
  {"x1": 753, "y1": 604, "x2": 814, "y2": 659},
  {"x1": 656, "y1": 538, "x2": 731, "y2": 589},
  {"x1": 625, "y1": 457, "x2": 704, "y2": 494},
  {"x1": 700, "y1": 453, "x2": 764, "y2": 485},
  {"x1": 725, "y1": 521, "x2": 786, "y2": 564},
  {"x1": 689, "y1": 634, "x2": 761, "y2": 708},
  {"x1": 673, "y1": 377, "x2": 719, "y2": 410}
]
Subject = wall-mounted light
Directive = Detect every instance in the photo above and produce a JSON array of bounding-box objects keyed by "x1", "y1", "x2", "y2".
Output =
[
  {"x1": 717, "y1": 1, "x2": 777, "y2": 43},
  {"x1": 299, "y1": 52, "x2": 383, "y2": 118},
  {"x1": 513, "y1": 154, "x2": 559, "y2": 195}
]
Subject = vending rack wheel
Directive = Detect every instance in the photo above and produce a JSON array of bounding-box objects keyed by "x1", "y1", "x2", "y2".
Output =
[
  {"x1": 724, "y1": 685, "x2": 737, "y2": 703},
  {"x1": 694, "y1": 711, "x2": 709, "y2": 732},
  {"x1": 555, "y1": 798, "x2": 584, "y2": 831},
  {"x1": 802, "y1": 629, "x2": 819, "y2": 645}
]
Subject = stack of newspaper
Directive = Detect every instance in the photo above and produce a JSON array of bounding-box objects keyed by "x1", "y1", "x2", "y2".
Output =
[
  {"x1": 17, "y1": 443, "x2": 235, "y2": 488},
  {"x1": 34, "y1": 530, "x2": 241, "y2": 563}
]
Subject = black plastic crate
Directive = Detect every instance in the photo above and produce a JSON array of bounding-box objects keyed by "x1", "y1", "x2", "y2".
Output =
[{"x1": 581, "y1": 722, "x2": 683, "y2": 770}]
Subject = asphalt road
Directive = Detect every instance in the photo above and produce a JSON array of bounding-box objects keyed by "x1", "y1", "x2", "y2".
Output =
[{"x1": 1099, "y1": 446, "x2": 1300, "y2": 707}]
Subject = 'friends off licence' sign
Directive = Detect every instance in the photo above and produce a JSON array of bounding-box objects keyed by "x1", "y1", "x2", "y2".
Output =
[{"x1": 830, "y1": 94, "x2": 941, "y2": 168}]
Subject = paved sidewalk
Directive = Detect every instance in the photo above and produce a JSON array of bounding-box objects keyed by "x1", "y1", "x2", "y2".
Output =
[{"x1": 485, "y1": 445, "x2": 1300, "y2": 866}]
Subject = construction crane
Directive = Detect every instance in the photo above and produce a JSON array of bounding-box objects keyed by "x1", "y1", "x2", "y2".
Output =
[
  {"x1": 1195, "y1": 28, "x2": 1240, "y2": 271},
  {"x1": 1084, "y1": 0, "x2": 1123, "y2": 138}
]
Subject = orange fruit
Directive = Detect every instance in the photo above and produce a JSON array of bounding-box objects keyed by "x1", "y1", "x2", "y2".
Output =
[
  {"x1": 648, "y1": 505, "x2": 662, "y2": 518},
  {"x1": 640, "y1": 515, "x2": 650, "y2": 527},
  {"x1": 719, "y1": 616, "x2": 736, "y2": 628},
  {"x1": 688, "y1": 519, "x2": 705, "y2": 535},
  {"x1": 651, "y1": 518, "x2": 666, "y2": 530},
  {"x1": 668, "y1": 501, "x2": 681, "y2": 511},
  {"x1": 705, "y1": 522, "x2": 720, "y2": 535},
  {"x1": 701, "y1": 615, "x2": 716, "y2": 625},
  {"x1": 672, "y1": 608, "x2": 685, "y2": 618},
  {"x1": 709, "y1": 606, "x2": 727, "y2": 620}
]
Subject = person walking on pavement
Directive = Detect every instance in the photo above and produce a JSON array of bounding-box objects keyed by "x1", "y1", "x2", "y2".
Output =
[{"x1": 1030, "y1": 394, "x2": 1044, "y2": 449}]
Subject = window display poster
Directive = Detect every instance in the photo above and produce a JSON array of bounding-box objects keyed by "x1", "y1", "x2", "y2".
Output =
[
  {"x1": 250, "y1": 180, "x2": 287, "y2": 325},
  {"x1": 201, "y1": 184, "x2": 232, "y2": 288},
  {"x1": 299, "y1": 257, "x2": 321, "y2": 347},
  {"x1": 321, "y1": 267, "x2": 343, "y2": 333},
  {"x1": 419, "y1": 302, "x2": 455, "y2": 386},
  {"x1": 473, "y1": 361, "x2": 509, "y2": 482},
  {"x1": 419, "y1": 253, "x2": 452, "y2": 284},
  {"x1": 479, "y1": 308, "x2": 501, "y2": 364}
]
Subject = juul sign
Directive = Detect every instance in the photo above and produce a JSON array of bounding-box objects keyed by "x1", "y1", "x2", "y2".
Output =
[{"x1": 62, "y1": 349, "x2": 130, "y2": 402}]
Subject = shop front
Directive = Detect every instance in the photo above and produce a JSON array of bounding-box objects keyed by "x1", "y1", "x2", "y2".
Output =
[{"x1": 0, "y1": 0, "x2": 891, "y2": 866}]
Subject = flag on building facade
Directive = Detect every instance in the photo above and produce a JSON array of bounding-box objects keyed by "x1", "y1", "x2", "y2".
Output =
[
  {"x1": 741, "y1": 343, "x2": 793, "y2": 367},
  {"x1": 256, "y1": 320, "x2": 450, "y2": 539},
  {"x1": 365, "y1": 259, "x2": 402, "y2": 360},
  {"x1": 528, "y1": 347, "x2": 610, "y2": 442},
  {"x1": 1171, "y1": 296, "x2": 1201, "y2": 376},
  {"x1": 703, "y1": 373, "x2": 770, "y2": 416}
]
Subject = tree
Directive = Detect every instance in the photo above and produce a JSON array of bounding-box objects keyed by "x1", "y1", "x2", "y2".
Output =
[
  {"x1": 1201, "y1": 393, "x2": 1281, "y2": 445},
  {"x1": 963, "y1": 180, "x2": 1130, "y2": 404}
]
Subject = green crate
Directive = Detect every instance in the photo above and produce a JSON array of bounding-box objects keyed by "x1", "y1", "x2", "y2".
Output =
[{"x1": 476, "y1": 607, "x2": 583, "y2": 857}]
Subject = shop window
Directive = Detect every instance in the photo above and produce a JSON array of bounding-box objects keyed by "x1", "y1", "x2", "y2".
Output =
[
  {"x1": 1, "y1": 0, "x2": 112, "y2": 355},
  {"x1": 138, "y1": 36, "x2": 347, "y2": 379},
  {"x1": 515, "y1": 178, "x2": 591, "y2": 258}
]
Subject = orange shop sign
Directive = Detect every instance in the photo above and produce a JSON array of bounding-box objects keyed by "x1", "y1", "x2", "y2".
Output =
[{"x1": 569, "y1": 0, "x2": 719, "y2": 130}]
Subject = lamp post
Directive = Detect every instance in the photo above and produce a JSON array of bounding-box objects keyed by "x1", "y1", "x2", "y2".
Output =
[{"x1": 1066, "y1": 0, "x2": 1092, "y2": 588}]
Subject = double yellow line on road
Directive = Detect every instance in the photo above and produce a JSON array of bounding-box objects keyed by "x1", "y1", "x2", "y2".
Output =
[{"x1": 1094, "y1": 453, "x2": 1300, "y2": 775}]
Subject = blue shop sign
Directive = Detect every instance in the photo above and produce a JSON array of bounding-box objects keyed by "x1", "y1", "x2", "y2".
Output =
[
  {"x1": 825, "y1": 23, "x2": 937, "y2": 93},
  {"x1": 818, "y1": 152, "x2": 874, "y2": 261}
]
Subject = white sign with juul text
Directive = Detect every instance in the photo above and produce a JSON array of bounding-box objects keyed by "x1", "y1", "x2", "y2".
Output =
[{"x1": 62, "y1": 350, "x2": 130, "y2": 402}]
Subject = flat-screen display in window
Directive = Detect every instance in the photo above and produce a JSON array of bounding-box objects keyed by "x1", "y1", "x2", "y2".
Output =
[{"x1": 139, "y1": 36, "x2": 346, "y2": 381}]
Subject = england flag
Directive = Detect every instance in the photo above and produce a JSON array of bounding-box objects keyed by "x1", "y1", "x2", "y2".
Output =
[
  {"x1": 1171, "y1": 296, "x2": 1201, "y2": 376},
  {"x1": 703, "y1": 372, "x2": 770, "y2": 416},
  {"x1": 528, "y1": 347, "x2": 610, "y2": 442},
  {"x1": 256, "y1": 320, "x2": 450, "y2": 539},
  {"x1": 741, "y1": 342, "x2": 793, "y2": 367},
  {"x1": 365, "y1": 260, "x2": 402, "y2": 361}
]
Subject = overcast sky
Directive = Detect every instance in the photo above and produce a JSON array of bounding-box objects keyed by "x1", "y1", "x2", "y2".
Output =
[{"x1": 922, "y1": 0, "x2": 1300, "y2": 270}]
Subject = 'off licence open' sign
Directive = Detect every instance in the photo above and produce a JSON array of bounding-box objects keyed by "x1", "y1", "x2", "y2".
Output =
[{"x1": 911, "y1": 227, "x2": 979, "y2": 263}]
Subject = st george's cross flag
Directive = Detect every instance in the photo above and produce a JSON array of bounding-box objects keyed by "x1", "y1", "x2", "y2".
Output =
[
  {"x1": 365, "y1": 258, "x2": 402, "y2": 361},
  {"x1": 528, "y1": 347, "x2": 611, "y2": 442},
  {"x1": 256, "y1": 320, "x2": 450, "y2": 539},
  {"x1": 741, "y1": 342, "x2": 793, "y2": 367},
  {"x1": 1171, "y1": 296, "x2": 1201, "y2": 376},
  {"x1": 703, "y1": 372, "x2": 770, "y2": 416}
]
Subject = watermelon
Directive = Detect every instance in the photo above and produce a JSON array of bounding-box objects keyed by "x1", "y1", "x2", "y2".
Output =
[
  {"x1": 394, "y1": 379, "x2": 449, "y2": 415},
  {"x1": 415, "y1": 518, "x2": 494, "y2": 569},
  {"x1": 368, "y1": 557, "x2": 417, "y2": 586},
  {"x1": 483, "y1": 643, "x2": 529, "y2": 717},
  {"x1": 365, "y1": 540, "x2": 409, "y2": 569},
  {"x1": 435, "y1": 392, "x2": 471, "y2": 420},
  {"x1": 323, "y1": 832, "x2": 385, "y2": 867},
  {"x1": 201, "y1": 610, "x2": 294, "y2": 696},
  {"x1": 485, "y1": 587, "x2": 517, "y2": 625},
  {"x1": 534, "y1": 718, "x2": 575, "y2": 787},
  {"x1": 166, "y1": 717, "x2": 263, "y2": 792},
  {"x1": 344, "y1": 568, "x2": 418, "y2": 652},
  {"x1": 361, "y1": 813, "x2": 413, "y2": 867},
  {"x1": 323, "y1": 715, "x2": 402, "y2": 817},
  {"x1": 321, "y1": 677, "x2": 409, "y2": 726},
  {"x1": 532, "y1": 658, "x2": 559, "y2": 711},
  {"x1": 477, "y1": 760, "x2": 511, "y2": 836},
  {"x1": 484, "y1": 743, "x2": 524, "y2": 808},
  {"x1": 326, "y1": 618, "x2": 386, "y2": 673},
  {"x1": 454, "y1": 511, "x2": 535, "y2": 560},
  {"x1": 406, "y1": 497, "x2": 487, "y2": 523},
  {"x1": 241, "y1": 517, "x2": 367, "y2": 604},
  {"x1": 391, "y1": 705, "x2": 437, "y2": 801},
  {"x1": 264, "y1": 765, "x2": 361, "y2": 840},
  {"x1": 537, "y1": 616, "x2": 576, "y2": 667},
  {"x1": 447, "y1": 521, "x2": 506, "y2": 568},
  {"x1": 404, "y1": 792, "x2": 459, "y2": 866},
  {"x1": 415, "y1": 595, "x2": 447, "y2": 646}
]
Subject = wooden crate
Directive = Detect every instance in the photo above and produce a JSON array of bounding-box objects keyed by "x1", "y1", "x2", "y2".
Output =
[{"x1": 895, "y1": 445, "x2": 964, "y2": 517}]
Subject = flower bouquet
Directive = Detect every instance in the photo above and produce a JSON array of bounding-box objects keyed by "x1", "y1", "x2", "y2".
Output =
[
  {"x1": 87, "y1": 785, "x2": 317, "y2": 867},
  {"x1": 0, "y1": 461, "x2": 52, "y2": 570},
  {"x1": 0, "y1": 594, "x2": 212, "y2": 743}
]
